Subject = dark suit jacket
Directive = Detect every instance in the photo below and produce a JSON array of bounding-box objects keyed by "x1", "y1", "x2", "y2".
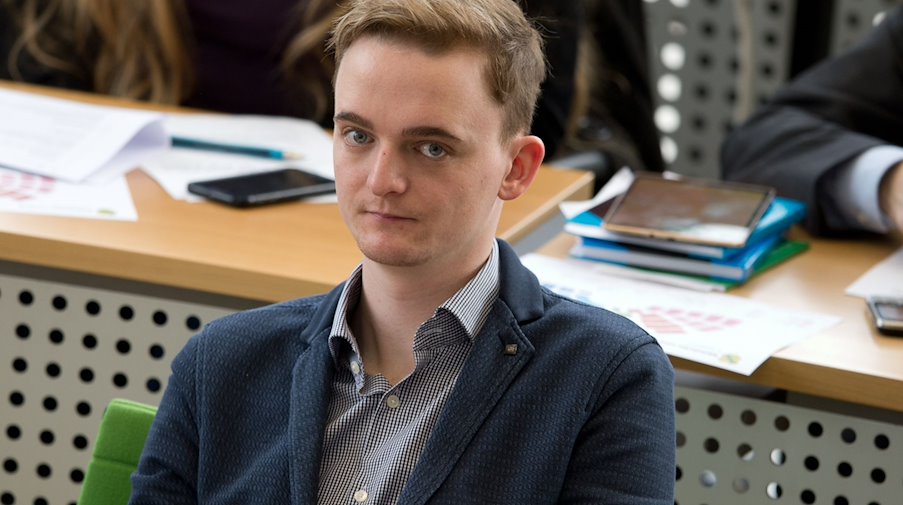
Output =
[
  {"x1": 129, "y1": 240, "x2": 675, "y2": 504},
  {"x1": 721, "y1": 6, "x2": 903, "y2": 235}
]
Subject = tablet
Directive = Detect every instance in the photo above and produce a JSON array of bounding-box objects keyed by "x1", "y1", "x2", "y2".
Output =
[{"x1": 603, "y1": 174, "x2": 775, "y2": 248}]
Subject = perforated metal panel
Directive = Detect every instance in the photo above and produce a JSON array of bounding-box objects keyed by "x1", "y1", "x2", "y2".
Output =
[
  {"x1": 675, "y1": 385, "x2": 902, "y2": 505},
  {"x1": 644, "y1": 0, "x2": 797, "y2": 178},
  {"x1": 1, "y1": 269, "x2": 237, "y2": 505},
  {"x1": 830, "y1": 0, "x2": 902, "y2": 54}
]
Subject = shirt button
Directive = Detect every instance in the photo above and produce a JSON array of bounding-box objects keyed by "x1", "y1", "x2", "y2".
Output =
[
  {"x1": 353, "y1": 489, "x2": 368, "y2": 503},
  {"x1": 350, "y1": 361, "x2": 361, "y2": 375},
  {"x1": 386, "y1": 394, "x2": 401, "y2": 409}
]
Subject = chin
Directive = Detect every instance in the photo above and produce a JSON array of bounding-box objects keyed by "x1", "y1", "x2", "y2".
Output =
[{"x1": 356, "y1": 240, "x2": 431, "y2": 268}]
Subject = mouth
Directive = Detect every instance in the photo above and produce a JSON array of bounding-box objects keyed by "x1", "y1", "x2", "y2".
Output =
[{"x1": 365, "y1": 210, "x2": 415, "y2": 222}]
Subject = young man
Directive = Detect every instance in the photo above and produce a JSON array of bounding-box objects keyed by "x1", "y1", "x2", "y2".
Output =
[{"x1": 129, "y1": 1, "x2": 675, "y2": 503}]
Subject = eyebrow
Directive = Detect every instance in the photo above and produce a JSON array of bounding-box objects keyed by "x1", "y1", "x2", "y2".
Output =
[
  {"x1": 334, "y1": 111, "x2": 463, "y2": 143},
  {"x1": 334, "y1": 111, "x2": 372, "y2": 129},
  {"x1": 401, "y1": 126, "x2": 463, "y2": 143}
]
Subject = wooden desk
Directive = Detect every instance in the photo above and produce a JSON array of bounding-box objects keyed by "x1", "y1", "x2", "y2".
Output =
[
  {"x1": 539, "y1": 232, "x2": 903, "y2": 413},
  {"x1": 0, "y1": 167, "x2": 591, "y2": 302},
  {"x1": 0, "y1": 83, "x2": 594, "y2": 302}
]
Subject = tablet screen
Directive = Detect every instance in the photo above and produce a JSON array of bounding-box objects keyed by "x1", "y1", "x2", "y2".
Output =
[{"x1": 603, "y1": 175, "x2": 775, "y2": 248}]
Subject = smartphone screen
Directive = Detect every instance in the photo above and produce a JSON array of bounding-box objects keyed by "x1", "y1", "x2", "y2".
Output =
[
  {"x1": 187, "y1": 168, "x2": 335, "y2": 207},
  {"x1": 603, "y1": 174, "x2": 775, "y2": 247}
]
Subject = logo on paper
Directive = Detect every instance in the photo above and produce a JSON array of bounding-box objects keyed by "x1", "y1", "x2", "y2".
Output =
[
  {"x1": 630, "y1": 306, "x2": 742, "y2": 334},
  {"x1": 0, "y1": 171, "x2": 56, "y2": 201}
]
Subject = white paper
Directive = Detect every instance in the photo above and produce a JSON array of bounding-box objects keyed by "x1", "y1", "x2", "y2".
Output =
[
  {"x1": 558, "y1": 166, "x2": 634, "y2": 219},
  {"x1": 0, "y1": 167, "x2": 137, "y2": 221},
  {"x1": 521, "y1": 253, "x2": 841, "y2": 376},
  {"x1": 846, "y1": 247, "x2": 903, "y2": 298},
  {"x1": 141, "y1": 114, "x2": 336, "y2": 203},
  {"x1": 0, "y1": 88, "x2": 166, "y2": 183}
]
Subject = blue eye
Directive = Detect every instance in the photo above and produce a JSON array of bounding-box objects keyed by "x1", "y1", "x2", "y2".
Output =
[
  {"x1": 343, "y1": 129, "x2": 371, "y2": 146},
  {"x1": 418, "y1": 143, "x2": 447, "y2": 159}
]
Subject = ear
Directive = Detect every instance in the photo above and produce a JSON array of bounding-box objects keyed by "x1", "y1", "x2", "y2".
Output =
[{"x1": 498, "y1": 135, "x2": 545, "y2": 201}]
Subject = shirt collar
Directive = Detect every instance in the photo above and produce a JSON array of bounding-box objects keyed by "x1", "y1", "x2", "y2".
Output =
[
  {"x1": 438, "y1": 239, "x2": 499, "y2": 340},
  {"x1": 327, "y1": 241, "x2": 500, "y2": 370}
]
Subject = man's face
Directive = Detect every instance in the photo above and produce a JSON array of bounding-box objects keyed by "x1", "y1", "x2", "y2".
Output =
[{"x1": 333, "y1": 36, "x2": 514, "y2": 270}]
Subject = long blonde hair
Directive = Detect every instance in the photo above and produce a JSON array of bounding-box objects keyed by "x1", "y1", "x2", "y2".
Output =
[{"x1": 5, "y1": 0, "x2": 339, "y2": 120}]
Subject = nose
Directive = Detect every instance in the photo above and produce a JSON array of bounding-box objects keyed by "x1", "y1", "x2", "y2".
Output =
[{"x1": 367, "y1": 147, "x2": 407, "y2": 196}]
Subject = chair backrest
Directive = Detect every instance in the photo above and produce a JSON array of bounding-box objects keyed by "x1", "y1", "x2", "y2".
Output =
[{"x1": 78, "y1": 398, "x2": 158, "y2": 505}]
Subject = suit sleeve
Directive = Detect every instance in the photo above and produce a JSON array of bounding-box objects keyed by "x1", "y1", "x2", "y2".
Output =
[
  {"x1": 559, "y1": 339, "x2": 676, "y2": 504},
  {"x1": 721, "y1": 6, "x2": 903, "y2": 234},
  {"x1": 128, "y1": 335, "x2": 202, "y2": 504}
]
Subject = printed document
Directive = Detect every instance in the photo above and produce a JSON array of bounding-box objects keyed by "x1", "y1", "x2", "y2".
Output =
[
  {"x1": 0, "y1": 166, "x2": 137, "y2": 221},
  {"x1": 522, "y1": 253, "x2": 840, "y2": 375},
  {"x1": 846, "y1": 247, "x2": 903, "y2": 298},
  {"x1": 0, "y1": 88, "x2": 166, "y2": 183}
]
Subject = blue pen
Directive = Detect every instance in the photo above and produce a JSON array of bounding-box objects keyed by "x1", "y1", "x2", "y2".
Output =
[{"x1": 171, "y1": 136, "x2": 303, "y2": 160}]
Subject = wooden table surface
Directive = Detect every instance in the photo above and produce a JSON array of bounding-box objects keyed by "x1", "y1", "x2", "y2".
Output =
[{"x1": 539, "y1": 231, "x2": 903, "y2": 412}]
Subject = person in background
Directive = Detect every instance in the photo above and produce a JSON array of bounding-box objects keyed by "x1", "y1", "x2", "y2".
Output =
[
  {"x1": 0, "y1": 0, "x2": 578, "y2": 157},
  {"x1": 0, "y1": 0, "x2": 335, "y2": 118},
  {"x1": 564, "y1": 0, "x2": 665, "y2": 190},
  {"x1": 127, "y1": 0, "x2": 675, "y2": 502},
  {"x1": 721, "y1": 6, "x2": 903, "y2": 236}
]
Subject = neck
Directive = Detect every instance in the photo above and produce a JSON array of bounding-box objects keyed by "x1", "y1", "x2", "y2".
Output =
[{"x1": 350, "y1": 242, "x2": 493, "y2": 384}]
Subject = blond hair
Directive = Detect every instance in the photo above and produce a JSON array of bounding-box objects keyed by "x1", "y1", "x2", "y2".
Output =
[
  {"x1": 329, "y1": 0, "x2": 547, "y2": 138},
  {"x1": 5, "y1": 0, "x2": 339, "y2": 121}
]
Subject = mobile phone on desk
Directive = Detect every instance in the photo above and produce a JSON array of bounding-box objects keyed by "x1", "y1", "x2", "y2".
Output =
[
  {"x1": 603, "y1": 173, "x2": 775, "y2": 248},
  {"x1": 866, "y1": 296, "x2": 903, "y2": 336},
  {"x1": 187, "y1": 168, "x2": 335, "y2": 207}
]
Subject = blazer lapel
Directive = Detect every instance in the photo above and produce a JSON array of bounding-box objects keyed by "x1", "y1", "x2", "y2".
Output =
[
  {"x1": 398, "y1": 240, "x2": 545, "y2": 504},
  {"x1": 397, "y1": 304, "x2": 535, "y2": 505},
  {"x1": 288, "y1": 288, "x2": 343, "y2": 505}
]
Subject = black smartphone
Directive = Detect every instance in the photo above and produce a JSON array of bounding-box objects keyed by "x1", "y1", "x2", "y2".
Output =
[
  {"x1": 866, "y1": 296, "x2": 903, "y2": 336},
  {"x1": 187, "y1": 168, "x2": 335, "y2": 207},
  {"x1": 603, "y1": 173, "x2": 775, "y2": 248}
]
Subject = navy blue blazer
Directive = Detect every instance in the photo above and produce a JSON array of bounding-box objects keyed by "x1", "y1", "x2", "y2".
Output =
[{"x1": 130, "y1": 241, "x2": 675, "y2": 504}]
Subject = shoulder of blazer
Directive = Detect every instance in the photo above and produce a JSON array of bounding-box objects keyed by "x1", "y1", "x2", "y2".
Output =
[{"x1": 194, "y1": 283, "x2": 344, "y2": 355}]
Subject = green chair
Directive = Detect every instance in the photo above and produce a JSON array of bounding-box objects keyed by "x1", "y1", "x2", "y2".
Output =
[{"x1": 78, "y1": 399, "x2": 158, "y2": 505}]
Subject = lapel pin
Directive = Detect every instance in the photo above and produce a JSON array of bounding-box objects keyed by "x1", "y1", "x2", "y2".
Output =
[{"x1": 504, "y1": 344, "x2": 518, "y2": 355}]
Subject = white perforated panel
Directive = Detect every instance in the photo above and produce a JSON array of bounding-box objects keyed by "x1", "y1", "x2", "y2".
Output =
[
  {"x1": 1, "y1": 270, "x2": 236, "y2": 505},
  {"x1": 644, "y1": 0, "x2": 797, "y2": 178},
  {"x1": 830, "y1": 0, "x2": 901, "y2": 54},
  {"x1": 675, "y1": 385, "x2": 902, "y2": 505}
]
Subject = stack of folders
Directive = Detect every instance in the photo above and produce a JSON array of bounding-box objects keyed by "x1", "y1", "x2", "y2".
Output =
[{"x1": 565, "y1": 196, "x2": 808, "y2": 289}]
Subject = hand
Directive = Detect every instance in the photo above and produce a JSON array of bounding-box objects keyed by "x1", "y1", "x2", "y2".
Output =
[{"x1": 879, "y1": 161, "x2": 903, "y2": 232}]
